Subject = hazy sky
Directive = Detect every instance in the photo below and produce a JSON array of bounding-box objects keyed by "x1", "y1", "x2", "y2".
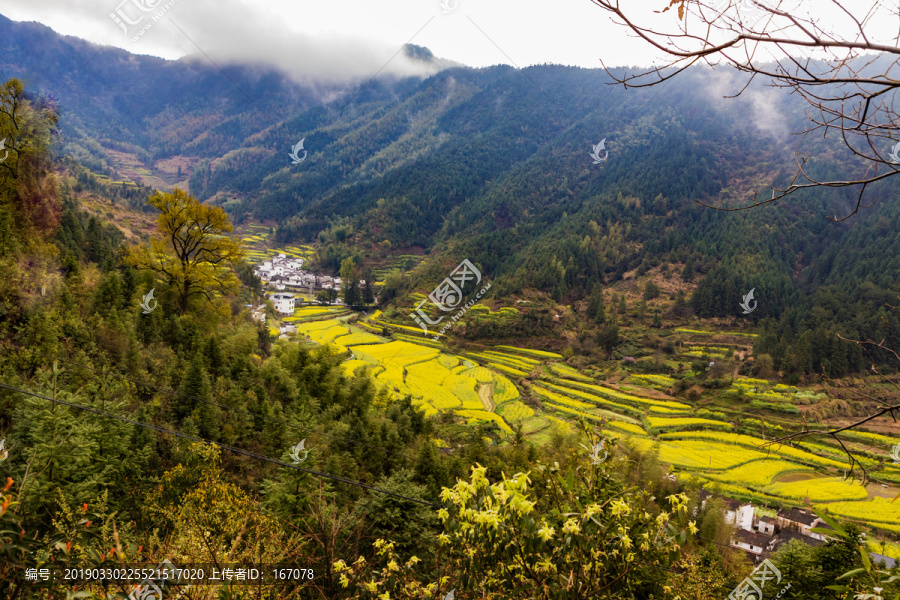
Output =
[
  {"x1": 3, "y1": 0, "x2": 667, "y2": 80},
  {"x1": 5, "y1": 1, "x2": 894, "y2": 84}
]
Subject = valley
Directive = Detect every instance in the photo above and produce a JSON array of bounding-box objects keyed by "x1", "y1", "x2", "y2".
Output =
[{"x1": 1, "y1": 4, "x2": 899, "y2": 598}]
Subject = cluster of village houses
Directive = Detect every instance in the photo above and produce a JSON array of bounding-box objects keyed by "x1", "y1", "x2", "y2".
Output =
[
  {"x1": 708, "y1": 490, "x2": 896, "y2": 568},
  {"x1": 245, "y1": 254, "x2": 365, "y2": 336}
]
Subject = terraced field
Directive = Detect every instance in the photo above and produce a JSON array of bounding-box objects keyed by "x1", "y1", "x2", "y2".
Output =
[
  {"x1": 238, "y1": 225, "x2": 315, "y2": 265},
  {"x1": 287, "y1": 313, "x2": 899, "y2": 534},
  {"x1": 293, "y1": 323, "x2": 545, "y2": 438}
]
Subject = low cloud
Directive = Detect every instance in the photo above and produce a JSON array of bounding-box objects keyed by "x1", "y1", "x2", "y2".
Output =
[
  {"x1": 7, "y1": 0, "x2": 446, "y2": 84},
  {"x1": 703, "y1": 67, "x2": 790, "y2": 142}
]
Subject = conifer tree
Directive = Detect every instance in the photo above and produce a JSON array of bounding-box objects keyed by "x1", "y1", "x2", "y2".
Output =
[{"x1": 173, "y1": 354, "x2": 211, "y2": 422}]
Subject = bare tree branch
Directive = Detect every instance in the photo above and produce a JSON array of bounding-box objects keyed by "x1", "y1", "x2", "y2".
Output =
[{"x1": 591, "y1": 0, "x2": 900, "y2": 220}]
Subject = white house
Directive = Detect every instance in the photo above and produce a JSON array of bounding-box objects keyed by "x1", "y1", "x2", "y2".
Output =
[
  {"x1": 251, "y1": 305, "x2": 266, "y2": 323},
  {"x1": 756, "y1": 516, "x2": 776, "y2": 536},
  {"x1": 724, "y1": 499, "x2": 754, "y2": 531},
  {"x1": 271, "y1": 293, "x2": 295, "y2": 315},
  {"x1": 732, "y1": 529, "x2": 771, "y2": 555}
]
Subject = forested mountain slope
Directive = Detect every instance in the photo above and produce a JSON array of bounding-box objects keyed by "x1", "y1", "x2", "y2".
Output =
[{"x1": 3, "y1": 13, "x2": 900, "y2": 378}]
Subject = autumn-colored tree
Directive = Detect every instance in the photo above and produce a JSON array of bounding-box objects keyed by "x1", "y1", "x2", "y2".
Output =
[
  {"x1": 125, "y1": 188, "x2": 244, "y2": 314},
  {"x1": 0, "y1": 78, "x2": 60, "y2": 253}
]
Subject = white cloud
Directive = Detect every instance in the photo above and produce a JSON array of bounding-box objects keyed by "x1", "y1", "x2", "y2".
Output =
[{"x1": 2, "y1": 0, "x2": 667, "y2": 80}]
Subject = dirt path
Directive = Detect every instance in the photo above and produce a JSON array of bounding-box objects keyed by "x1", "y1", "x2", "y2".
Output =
[{"x1": 478, "y1": 383, "x2": 495, "y2": 411}]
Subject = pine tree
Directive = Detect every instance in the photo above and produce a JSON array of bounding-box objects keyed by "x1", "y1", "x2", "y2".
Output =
[
  {"x1": 173, "y1": 355, "x2": 211, "y2": 422},
  {"x1": 363, "y1": 278, "x2": 375, "y2": 306},
  {"x1": 203, "y1": 335, "x2": 226, "y2": 380},
  {"x1": 681, "y1": 257, "x2": 695, "y2": 281}
]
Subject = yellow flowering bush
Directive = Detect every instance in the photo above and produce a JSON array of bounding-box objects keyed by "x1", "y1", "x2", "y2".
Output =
[{"x1": 335, "y1": 436, "x2": 695, "y2": 599}]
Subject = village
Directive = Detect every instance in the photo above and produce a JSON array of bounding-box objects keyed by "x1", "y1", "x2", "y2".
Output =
[
  {"x1": 247, "y1": 253, "x2": 366, "y2": 336},
  {"x1": 706, "y1": 490, "x2": 896, "y2": 568}
]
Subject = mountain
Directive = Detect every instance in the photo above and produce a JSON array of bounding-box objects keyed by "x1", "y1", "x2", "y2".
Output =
[{"x1": 3, "y1": 12, "x2": 900, "y2": 378}]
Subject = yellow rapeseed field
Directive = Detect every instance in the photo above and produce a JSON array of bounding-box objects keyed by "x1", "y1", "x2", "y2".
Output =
[
  {"x1": 552, "y1": 380, "x2": 691, "y2": 412},
  {"x1": 646, "y1": 416, "x2": 733, "y2": 430},
  {"x1": 658, "y1": 431, "x2": 849, "y2": 470},
  {"x1": 765, "y1": 477, "x2": 869, "y2": 502},
  {"x1": 495, "y1": 401, "x2": 534, "y2": 422},
  {"x1": 534, "y1": 382, "x2": 640, "y2": 415},
  {"x1": 629, "y1": 438, "x2": 773, "y2": 470},
  {"x1": 456, "y1": 410, "x2": 514, "y2": 433},
  {"x1": 705, "y1": 459, "x2": 816, "y2": 488}
]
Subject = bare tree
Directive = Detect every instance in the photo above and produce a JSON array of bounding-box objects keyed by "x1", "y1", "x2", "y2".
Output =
[
  {"x1": 589, "y1": 0, "x2": 900, "y2": 479},
  {"x1": 590, "y1": 0, "x2": 900, "y2": 221}
]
